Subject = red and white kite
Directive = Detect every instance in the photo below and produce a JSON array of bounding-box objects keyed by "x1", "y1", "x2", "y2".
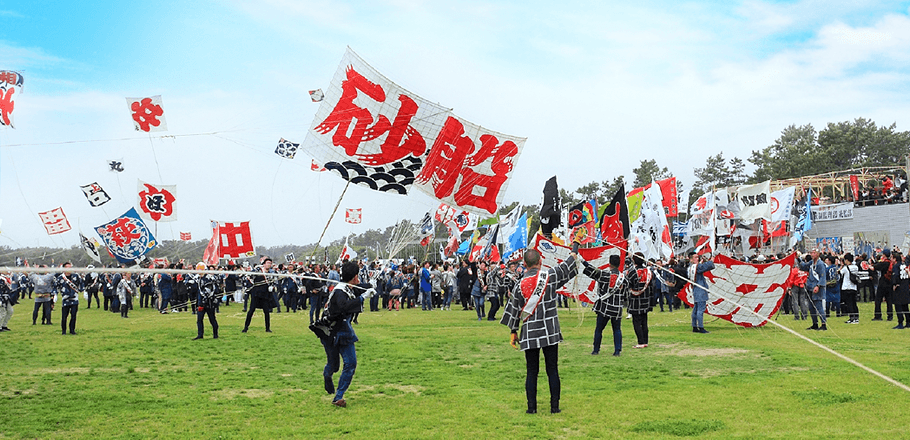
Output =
[
  {"x1": 38, "y1": 207, "x2": 71, "y2": 235},
  {"x1": 434, "y1": 202, "x2": 477, "y2": 236},
  {"x1": 179, "y1": 232, "x2": 192, "y2": 241},
  {"x1": 679, "y1": 253, "x2": 795, "y2": 327},
  {"x1": 345, "y1": 208, "x2": 362, "y2": 224},
  {"x1": 126, "y1": 96, "x2": 167, "y2": 132},
  {"x1": 532, "y1": 233, "x2": 625, "y2": 303},
  {"x1": 207, "y1": 221, "x2": 256, "y2": 260},
  {"x1": 300, "y1": 48, "x2": 525, "y2": 216},
  {"x1": 137, "y1": 180, "x2": 177, "y2": 222},
  {"x1": 0, "y1": 70, "x2": 24, "y2": 128}
]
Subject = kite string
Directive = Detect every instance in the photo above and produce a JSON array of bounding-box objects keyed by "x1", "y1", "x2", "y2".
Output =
[{"x1": 310, "y1": 179, "x2": 351, "y2": 258}]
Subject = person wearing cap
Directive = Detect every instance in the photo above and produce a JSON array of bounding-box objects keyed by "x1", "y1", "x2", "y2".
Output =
[
  {"x1": 193, "y1": 263, "x2": 219, "y2": 340},
  {"x1": 320, "y1": 261, "x2": 371, "y2": 408},
  {"x1": 799, "y1": 249, "x2": 828, "y2": 330},
  {"x1": 500, "y1": 243, "x2": 580, "y2": 415}
]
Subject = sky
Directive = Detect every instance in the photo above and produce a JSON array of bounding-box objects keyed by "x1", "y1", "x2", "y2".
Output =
[{"x1": 1, "y1": 0, "x2": 909, "y2": 251}]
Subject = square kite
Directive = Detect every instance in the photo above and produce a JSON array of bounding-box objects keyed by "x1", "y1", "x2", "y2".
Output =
[
  {"x1": 275, "y1": 138, "x2": 299, "y2": 159},
  {"x1": 137, "y1": 179, "x2": 177, "y2": 222},
  {"x1": 95, "y1": 208, "x2": 158, "y2": 264},
  {"x1": 80, "y1": 182, "x2": 111, "y2": 207},
  {"x1": 126, "y1": 95, "x2": 167, "y2": 132},
  {"x1": 345, "y1": 208, "x2": 362, "y2": 224},
  {"x1": 309, "y1": 89, "x2": 324, "y2": 102},
  {"x1": 38, "y1": 207, "x2": 71, "y2": 235}
]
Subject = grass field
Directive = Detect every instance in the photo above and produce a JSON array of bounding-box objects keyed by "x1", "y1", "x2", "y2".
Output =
[{"x1": 2, "y1": 299, "x2": 909, "y2": 439}]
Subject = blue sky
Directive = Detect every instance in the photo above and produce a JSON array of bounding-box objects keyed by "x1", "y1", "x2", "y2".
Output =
[{"x1": 1, "y1": 0, "x2": 910, "y2": 251}]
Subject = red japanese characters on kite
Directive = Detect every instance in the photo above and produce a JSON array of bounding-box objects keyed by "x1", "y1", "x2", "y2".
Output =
[
  {"x1": 126, "y1": 95, "x2": 167, "y2": 132},
  {"x1": 38, "y1": 207, "x2": 71, "y2": 235},
  {"x1": 344, "y1": 208, "x2": 362, "y2": 224},
  {"x1": 678, "y1": 254, "x2": 796, "y2": 327},
  {"x1": 80, "y1": 182, "x2": 112, "y2": 207},
  {"x1": 179, "y1": 232, "x2": 192, "y2": 241},
  {"x1": 94, "y1": 208, "x2": 158, "y2": 265},
  {"x1": 299, "y1": 48, "x2": 525, "y2": 216},
  {"x1": 275, "y1": 138, "x2": 299, "y2": 159},
  {"x1": 137, "y1": 180, "x2": 177, "y2": 222},
  {"x1": 310, "y1": 159, "x2": 327, "y2": 172},
  {"x1": 0, "y1": 70, "x2": 23, "y2": 128},
  {"x1": 205, "y1": 221, "x2": 256, "y2": 262}
]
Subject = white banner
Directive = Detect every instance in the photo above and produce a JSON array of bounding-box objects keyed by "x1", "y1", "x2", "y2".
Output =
[
  {"x1": 770, "y1": 186, "x2": 795, "y2": 223},
  {"x1": 810, "y1": 202, "x2": 853, "y2": 222},
  {"x1": 735, "y1": 180, "x2": 772, "y2": 222}
]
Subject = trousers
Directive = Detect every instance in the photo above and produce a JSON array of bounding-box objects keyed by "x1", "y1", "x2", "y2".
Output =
[
  {"x1": 61, "y1": 303, "x2": 78, "y2": 334},
  {"x1": 525, "y1": 344, "x2": 560, "y2": 411},
  {"x1": 593, "y1": 314, "x2": 621, "y2": 354},
  {"x1": 197, "y1": 307, "x2": 219, "y2": 338}
]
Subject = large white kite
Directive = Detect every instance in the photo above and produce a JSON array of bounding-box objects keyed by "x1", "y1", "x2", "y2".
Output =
[{"x1": 679, "y1": 253, "x2": 795, "y2": 327}]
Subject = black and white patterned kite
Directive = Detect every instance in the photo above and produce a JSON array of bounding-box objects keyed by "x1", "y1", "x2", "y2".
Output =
[
  {"x1": 80, "y1": 182, "x2": 111, "y2": 207},
  {"x1": 275, "y1": 138, "x2": 299, "y2": 159}
]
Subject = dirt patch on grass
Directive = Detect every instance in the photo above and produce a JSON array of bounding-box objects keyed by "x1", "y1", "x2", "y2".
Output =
[
  {"x1": 0, "y1": 389, "x2": 37, "y2": 397},
  {"x1": 211, "y1": 388, "x2": 274, "y2": 400},
  {"x1": 655, "y1": 343, "x2": 750, "y2": 357}
]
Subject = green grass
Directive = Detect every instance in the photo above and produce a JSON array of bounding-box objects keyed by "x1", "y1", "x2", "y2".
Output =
[{"x1": 1, "y1": 300, "x2": 909, "y2": 439}]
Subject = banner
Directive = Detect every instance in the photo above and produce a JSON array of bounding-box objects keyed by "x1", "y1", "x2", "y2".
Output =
[
  {"x1": 810, "y1": 202, "x2": 853, "y2": 222},
  {"x1": 735, "y1": 180, "x2": 772, "y2": 223},
  {"x1": 300, "y1": 47, "x2": 525, "y2": 215},
  {"x1": 849, "y1": 175, "x2": 860, "y2": 201},
  {"x1": 770, "y1": 186, "x2": 795, "y2": 223}
]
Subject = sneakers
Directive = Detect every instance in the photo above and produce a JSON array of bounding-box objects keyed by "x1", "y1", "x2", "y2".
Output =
[
  {"x1": 893, "y1": 325, "x2": 905, "y2": 330},
  {"x1": 806, "y1": 325, "x2": 819, "y2": 330},
  {"x1": 332, "y1": 399, "x2": 347, "y2": 408},
  {"x1": 697, "y1": 328, "x2": 710, "y2": 334},
  {"x1": 633, "y1": 344, "x2": 648, "y2": 349},
  {"x1": 819, "y1": 324, "x2": 828, "y2": 331},
  {"x1": 845, "y1": 319, "x2": 859, "y2": 324}
]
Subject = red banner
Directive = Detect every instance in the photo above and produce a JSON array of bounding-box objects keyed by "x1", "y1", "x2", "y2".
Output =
[{"x1": 849, "y1": 175, "x2": 859, "y2": 201}]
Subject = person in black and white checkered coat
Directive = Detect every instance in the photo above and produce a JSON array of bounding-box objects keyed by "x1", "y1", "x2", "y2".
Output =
[
  {"x1": 581, "y1": 254, "x2": 625, "y2": 356},
  {"x1": 500, "y1": 245, "x2": 579, "y2": 414}
]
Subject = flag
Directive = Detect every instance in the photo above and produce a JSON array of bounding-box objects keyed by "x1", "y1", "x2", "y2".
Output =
[
  {"x1": 791, "y1": 188, "x2": 813, "y2": 246},
  {"x1": 435, "y1": 203, "x2": 477, "y2": 236},
  {"x1": 770, "y1": 186, "x2": 796, "y2": 223},
  {"x1": 626, "y1": 189, "x2": 645, "y2": 224},
  {"x1": 533, "y1": 233, "x2": 625, "y2": 303},
  {"x1": 38, "y1": 207, "x2": 71, "y2": 235},
  {"x1": 502, "y1": 212, "x2": 529, "y2": 260},
  {"x1": 212, "y1": 221, "x2": 256, "y2": 259},
  {"x1": 339, "y1": 236, "x2": 358, "y2": 262},
  {"x1": 679, "y1": 253, "x2": 796, "y2": 327},
  {"x1": 539, "y1": 176, "x2": 560, "y2": 236},
  {"x1": 439, "y1": 243, "x2": 446, "y2": 261},
  {"x1": 95, "y1": 208, "x2": 158, "y2": 265},
  {"x1": 79, "y1": 233, "x2": 102, "y2": 264},
  {"x1": 179, "y1": 232, "x2": 192, "y2": 241},
  {"x1": 416, "y1": 211, "x2": 435, "y2": 241},
  {"x1": 598, "y1": 184, "x2": 631, "y2": 248},
  {"x1": 456, "y1": 236, "x2": 471, "y2": 255},
  {"x1": 345, "y1": 208, "x2": 362, "y2": 224},
  {"x1": 0, "y1": 70, "x2": 24, "y2": 128},
  {"x1": 275, "y1": 138, "x2": 299, "y2": 159},
  {"x1": 202, "y1": 226, "x2": 219, "y2": 265},
  {"x1": 735, "y1": 180, "x2": 772, "y2": 223},
  {"x1": 689, "y1": 191, "x2": 716, "y2": 255},
  {"x1": 630, "y1": 182, "x2": 673, "y2": 260},
  {"x1": 470, "y1": 226, "x2": 500, "y2": 262},
  {"x1": 445, "y1": 232, "x2": 462, "y2": 257},
  {"x1": 137, "y1": 180, "x2": 177, "y2": 222},
  {"x1": 570, "y1": 221, "x2": 597, "y2": 245},
  {"x1": 80, "y1": 182, "x2": 111, "y2": 207},
  {"x1": 126, "y1": 95, "x2": 167, "y2": 132}
]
